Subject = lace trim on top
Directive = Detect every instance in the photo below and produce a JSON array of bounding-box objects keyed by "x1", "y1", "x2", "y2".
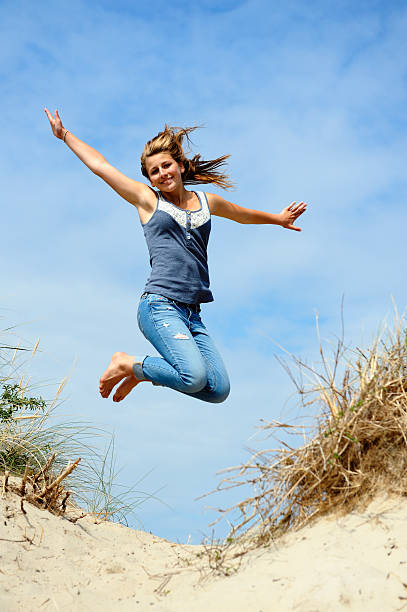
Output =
[{"x1": 157, "y1": 192, "x2": 210, "y2": 229}]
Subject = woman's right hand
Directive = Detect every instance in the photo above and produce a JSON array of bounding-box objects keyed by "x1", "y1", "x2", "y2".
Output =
[
  {"x1": 44, "y1": 108, "x2": 66, "y2": 139},
  {"x1": 42, "y1": 107, "x2": 155, "y2": 216}
]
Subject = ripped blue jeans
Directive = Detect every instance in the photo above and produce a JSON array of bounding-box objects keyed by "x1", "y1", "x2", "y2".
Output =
[{"x1": 133, "y1": 293, "x2": 230, "y2": 403}]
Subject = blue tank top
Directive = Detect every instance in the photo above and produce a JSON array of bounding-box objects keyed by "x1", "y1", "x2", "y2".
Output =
[{"x1": 141, "y1": 190, "x2": 214, "y2": 304}]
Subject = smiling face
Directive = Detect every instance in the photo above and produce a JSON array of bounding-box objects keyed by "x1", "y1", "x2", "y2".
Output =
[{"x1": 144, "y1": 152, "x2": 185, "y2": 191}]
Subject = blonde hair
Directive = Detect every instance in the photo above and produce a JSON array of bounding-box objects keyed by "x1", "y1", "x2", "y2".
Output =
[{"x1": 140, "y1": 125, "x2": 233, "y2": 190}]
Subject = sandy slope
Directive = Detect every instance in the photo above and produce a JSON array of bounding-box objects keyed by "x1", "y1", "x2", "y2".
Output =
[{"x1": 1, "y1": 490, "x2": 407, "y2": 612}]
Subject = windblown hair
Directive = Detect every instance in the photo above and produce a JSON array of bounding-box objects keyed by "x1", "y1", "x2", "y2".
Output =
[{"x1": 140, "y1": 125, "x2": 233, "y2": 189}]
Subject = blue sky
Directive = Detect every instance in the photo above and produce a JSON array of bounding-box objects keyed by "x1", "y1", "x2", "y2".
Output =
[{"x1": 1, "y1": 0, "x2": 407, "y2": 542}]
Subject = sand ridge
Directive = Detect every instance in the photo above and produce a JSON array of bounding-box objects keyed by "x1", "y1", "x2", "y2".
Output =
[{"x1": 1, "y1": 492, "x2": 407, "y2": 611}]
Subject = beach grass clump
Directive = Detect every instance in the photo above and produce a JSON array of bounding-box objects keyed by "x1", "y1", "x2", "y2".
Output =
[
  {"x1": 0, "y1": 327, "x2": 155, "y2": 524},
  {"x1": 211, "y1": 310, "x2": 407, "y2": 546}
]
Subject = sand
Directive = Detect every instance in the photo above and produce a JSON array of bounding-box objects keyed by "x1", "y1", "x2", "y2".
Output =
[{"x1": 1, "y1": 489, "x2": 407, "y2": 612}]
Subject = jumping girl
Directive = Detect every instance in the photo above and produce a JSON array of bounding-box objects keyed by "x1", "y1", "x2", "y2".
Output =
[{"x1": 45, "y1": 109, "x2": 307, "y2": 404}]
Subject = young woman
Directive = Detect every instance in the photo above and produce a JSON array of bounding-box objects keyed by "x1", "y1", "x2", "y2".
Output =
[{"x1": 45, "y1": 109, "x2": 307, "y2": 404}]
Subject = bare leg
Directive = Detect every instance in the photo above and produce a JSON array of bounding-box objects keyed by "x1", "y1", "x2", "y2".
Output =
[
  {"x1": 113, "y1": 375, "x2": 148, "y2": 402},
  {"x1": 99, "y1": 352, "x2": 137, "y2": 398}
]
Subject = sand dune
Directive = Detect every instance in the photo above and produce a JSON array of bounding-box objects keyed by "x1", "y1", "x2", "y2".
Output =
[{"x1": 1, "y1": 490, "x2": 407, "y2": 612}]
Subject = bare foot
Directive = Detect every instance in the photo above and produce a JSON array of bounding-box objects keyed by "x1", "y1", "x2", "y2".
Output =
[
  {"x1": 113, "y1": 375, "x2": 146, "y2": 402},
  {"x1": 99, "y1": 352, "x2": 135, "y2": 398}
]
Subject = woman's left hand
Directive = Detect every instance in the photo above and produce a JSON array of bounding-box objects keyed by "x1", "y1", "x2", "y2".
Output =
[{"x1": 279, "y1": 201, "x2": 307, "y2": 231}]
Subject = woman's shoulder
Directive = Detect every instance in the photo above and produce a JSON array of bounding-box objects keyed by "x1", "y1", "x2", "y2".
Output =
[
  {"x1": 202, "y1": 192, "x2": 222, "y2": 214},
  {"x1": 203, "y1": 192, "x2": 221, "y2": 203}
]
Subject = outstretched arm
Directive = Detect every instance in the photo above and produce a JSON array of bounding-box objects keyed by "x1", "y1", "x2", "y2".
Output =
[
  {"x1": 207, "y1": 193, "x2": 307, "y2": 232},
  {"x1": 44, "y1": 108, "x2": 153, "y2": 210}
]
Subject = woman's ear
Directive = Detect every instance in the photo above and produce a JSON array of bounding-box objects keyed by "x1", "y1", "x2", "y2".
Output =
[{"x1": 179, "y1": 161, "x2": 185, "y2": 175}]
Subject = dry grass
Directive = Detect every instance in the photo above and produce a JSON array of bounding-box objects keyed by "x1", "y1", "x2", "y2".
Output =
[
  {"x1": 2, "y1": 455, "x2": 84, "y2": 521},
  {"x1": 207, "y1": 308, "x2": 407, "y2": 548}
]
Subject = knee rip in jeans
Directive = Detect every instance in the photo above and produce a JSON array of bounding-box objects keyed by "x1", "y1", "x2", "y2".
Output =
[{"x1": 173, "y1": 333, "x2": 189, "y2": 340}]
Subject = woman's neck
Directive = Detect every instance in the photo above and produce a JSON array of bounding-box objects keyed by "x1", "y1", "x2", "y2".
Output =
[{"x1": 159, "y1": 185, "x2": 191, "y2": 208}]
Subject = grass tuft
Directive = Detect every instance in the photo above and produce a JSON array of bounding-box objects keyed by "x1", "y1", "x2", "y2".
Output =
[
  {"x1": 0, "y1": 324, "x2": 158, "y2": 525},
  {"x1": 208, "y1": 308, "x2": 407, "y2": 548}
]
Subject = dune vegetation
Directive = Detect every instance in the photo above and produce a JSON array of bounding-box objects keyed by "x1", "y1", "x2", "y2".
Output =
[
  {"x1": 0, "y1": 324, "x2": 156, "y2": 526},
  {"x1": 2, "y1": 308, "x2": 407, "y2": 563},
  {"x1": 206, "y1": 308, "x2": 407, "y2": 553}
]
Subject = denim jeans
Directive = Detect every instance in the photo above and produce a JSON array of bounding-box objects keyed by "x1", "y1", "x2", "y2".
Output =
[{"x1": 134, "y1": 293, "x2": 230, "y2": 403}]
